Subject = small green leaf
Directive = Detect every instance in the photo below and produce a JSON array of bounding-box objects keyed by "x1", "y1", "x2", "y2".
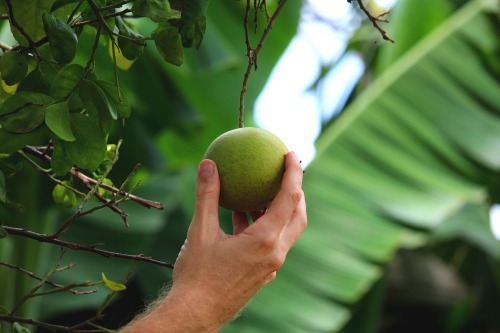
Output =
[
  {"x1": 96, "y1": 80, "x2": 131, "y2": 119},
  {"x1": 0, "y1": 51, "x2": 28, "y2": 85},
  {"x1": 50, "y1": 64, "x2": 85, "y2": 99},
  {"x1": 44, "y1": 102, "x2": 75, "y2": 141},
  {"x1": 0, "y1": 305, "x2": 10, "y2": 314},
  {"x1": 101, "y1": 272, "x2": 127, "y2": 292},
  {"x1": 132, "y1": 0, "x2": 181, "y2": 22},
  {"x1": 115, "y1": 17, "x2": 145, "y2": 61},
  {"x1": 0, "y1": 92, "x2": 54, "y2": 133},
  {"x1": 152, "y1": 23, "x2": 184, "y2": 66},
  {"x1": 43, "y1": 12, "x2": 78, "y2": 64}
]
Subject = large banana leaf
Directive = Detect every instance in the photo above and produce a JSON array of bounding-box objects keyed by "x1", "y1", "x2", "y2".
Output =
[{"x1": 223, "y1": 0, "x2": 500, "y2": 331}]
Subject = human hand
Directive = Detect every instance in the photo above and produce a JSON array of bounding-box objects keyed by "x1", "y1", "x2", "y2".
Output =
[
  {"x1": 169, "y1": 151, "x2": 307, "y2": 331},
  {"x1": 120, "y1": 152, "x2": 306, "y2": 333}
]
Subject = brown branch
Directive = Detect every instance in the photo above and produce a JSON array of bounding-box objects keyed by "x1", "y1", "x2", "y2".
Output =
[
  {"x1": 353, "y1": 0, "x2": 394, "y2": 43},
  {"x1": 0, "y1": 314, "x2": 108, "y2": 332},
  {"x1": 239, "y1": 0, "x2": 289, "y2": 128},
  {"x1": 3, "y1": 226, "x2": 175, "y2": 269},
  {"x1": 22, "y1": 146, "x2": 164, "y2": 210},
  {"x1": 0, "y1": 262, "x2": 96, "y2": 295}
]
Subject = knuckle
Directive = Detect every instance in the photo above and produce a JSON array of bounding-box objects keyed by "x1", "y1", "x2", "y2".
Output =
[
  {"x1": 258, "y1": 233, "x2": 277, "y2": 253},
  {"x1": 266, "y1": 252, "x2": 285, "y2": 272},
  {"x1": 289, "y1": 187, "x2": 303, "y2": 206}
]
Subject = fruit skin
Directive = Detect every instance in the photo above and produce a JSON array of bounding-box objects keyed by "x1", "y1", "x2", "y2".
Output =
[
  {"x1": 203, "y1": 127, "x2": 288, "y2": 212},
  {"x1": 52, "y1": 181, "x2": 77, "y2": 208}
]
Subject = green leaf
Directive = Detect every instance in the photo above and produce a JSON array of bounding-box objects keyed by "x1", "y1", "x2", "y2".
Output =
[
  {"x1": 7, "y1": 0, "x2": 53, "y2": 46},
  {"x1": 0, "y1": 91, "x2": 54, "y2": 133},
  {"x1": 178, "y1": 0, "x2": 209, "y2": 48},
  {"x1": 42, "y1": 12, "x2": 78, "y2": 64},
  {"x1": 50, "y1": 63, "x2": 85, "y2": 99},
  {"x1": 17, "y1": 69, "x2": 51, "y2": 94},
  {"x1": 131, "y1": 0, "x2": 181, "y2": 22},
  {"x1": 65, "y1": 113, "x2": 106, "y2": 172},
  {"x1": 0, "y1": 126, "x2": 48, "y2": 154},
  {"x1": 115, "y1": 17, "x2": 145, "y2": 61},
  {"x1": 96, "y1": 80, "x2": 131, "y2": 119},
  {"x1": 44, "y1": 102, "x2": 75, "y2": 141},
  {"x1": 181, "y1": 0, "x2": 210, "y2": 25},
  {"x1": 51, "y1": 0, "x2": 80, "y2": 12},
  {"x1": 0, "y1": 51, "x2": 28, "y2": 86},
  {"x1": 260, "y1": 1, "x2": 500, "y2": 332},
  {"x1": 152, "y1": 23, "x2": 184, "y2": 66},
  {"x1": 79, "y1": 80, "x2": 117, "y2": 133},
  {"x1": 101, "y1": 272, "x2": 127, "y2": 292},
  {"x1": 51, "y1": 138, "x2": 73, "y2": 175}
]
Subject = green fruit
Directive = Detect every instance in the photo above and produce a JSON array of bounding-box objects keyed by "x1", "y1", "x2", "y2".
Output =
[
  {"x1": 203, "y1": 127, "x2": 288, "y2": 212},
  {"x1": 52, "y1": 181, "x2": 77, "y2": 208}
]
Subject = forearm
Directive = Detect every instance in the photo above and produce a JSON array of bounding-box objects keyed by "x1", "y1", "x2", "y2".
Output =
[{"x1": 120, "y1": 287, "x2": 225, "y2": 333}]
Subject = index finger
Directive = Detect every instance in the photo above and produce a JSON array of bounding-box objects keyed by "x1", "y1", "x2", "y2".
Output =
[{"x1": 258, "y1": 151, "x2": 304, "y2": 236}]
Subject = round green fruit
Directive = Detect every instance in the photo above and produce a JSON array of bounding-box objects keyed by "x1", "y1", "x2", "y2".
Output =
[
  {"x1": 203, "y1": 127, "x2": 288, "y2": 212},
  {"x1": 52, "y1": 181, "x2": 77, "y2": 208}
]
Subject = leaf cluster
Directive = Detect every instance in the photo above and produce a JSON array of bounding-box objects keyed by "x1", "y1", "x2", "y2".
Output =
[{"x1": 0, "y1": 0, "x2": 210, "y2": 206}]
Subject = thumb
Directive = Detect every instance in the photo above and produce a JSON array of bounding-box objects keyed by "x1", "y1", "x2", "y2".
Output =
[{"x1": 189, "y1": 159, "x2": 221, "y2": 241}]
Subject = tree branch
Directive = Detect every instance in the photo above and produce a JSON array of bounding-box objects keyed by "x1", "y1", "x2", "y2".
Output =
[
  {"x1": 0, "y1": 262, "x2": 96, "y2": 295},
  {"x1": 3, "y1": 226, "x2": 175, "y2": 269},
  {"x1": 0, "y1": 314, "x2": 109, "y2": 332},
  {"x1": 351, "y1": 0, "x2": 394, "y2": 43},
  {"x1": 239, "y1": 0, "x2": 289, "y2": 128},
  {"x1": 22, "y1": 146, "x2": 164, "y2": 210}
]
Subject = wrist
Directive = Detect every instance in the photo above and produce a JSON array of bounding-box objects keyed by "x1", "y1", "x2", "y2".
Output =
[{"x1": 160, "y1": 285, "x2": 225, "y2": 333}]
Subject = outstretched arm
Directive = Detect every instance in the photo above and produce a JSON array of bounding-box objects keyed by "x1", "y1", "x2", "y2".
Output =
[{"x1": 121, "y1": 152, "x2": 307, "y2": 333}]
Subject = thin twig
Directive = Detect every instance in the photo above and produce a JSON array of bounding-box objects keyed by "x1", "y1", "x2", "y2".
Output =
[
  {"x1": 5, "y1": 0, "x2": 40, "y2": 56},
  {"x1": 239, "y1": 0, "x2": 289, "y2": 128},
  {"x1": 22, "y1": 146, "x2": 164, "y2": 210},
  {"x1": 0, "y1": 314, "x2": 109, "y2": 332},
  {"x1": 353, "y1": 0, "x2": 394, "y2": 42},
  {"x1": 0, "y1": 261, "x2": 96, "y2": 295},
  {"x1": 3, "y1": 226, "x2": 175, "y2": 269}
]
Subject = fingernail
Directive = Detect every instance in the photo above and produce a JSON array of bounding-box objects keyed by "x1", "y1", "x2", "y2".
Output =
[{"x1": 198, "y1": 160, "x2": 214, "y2": 178}]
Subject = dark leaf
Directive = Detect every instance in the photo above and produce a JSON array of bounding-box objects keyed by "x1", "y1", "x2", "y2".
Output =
[
  {"x1": 42, "y1": 12, "x2": 78, "y2": 64},
  {"x1": 79, "y1": 80, "x2": 117, "y2": 134},
  {"x1": 96, "y1": 80, "x2": 131, "y2": 119},
  {"x1": 44, "y1": 102, "x2": 75, "y2": 141},
  {"x1": 0, "y1": 51, "x2": 28, "y2": 85},
  {"x1": 50, "y1": 63, "x2": 85, "y2": 99},
  {"x1": 131, "y1": 0, "x2": 181, "y2": 22},
  {"x1": 51, "y1": 0, "x2": 80, "y2": 12},
  {"x1": 63, "y1": 113, "x2": 107, "y2": 172},
  {"x1": 0, "y1": 91, "x2": 54, "y2": 133},
  {"x1": 115, "y1": 17, "x2": 145, "y2": 60},
  {"x1": 17, "y1": 69, "x2": 51, "y2": 94},
  {"x1": 152, "y1": 23, "x2": 184, "y2": 66},
  {"x1": 51, "y1": 138, "x2": 74, "y2": 176}
]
